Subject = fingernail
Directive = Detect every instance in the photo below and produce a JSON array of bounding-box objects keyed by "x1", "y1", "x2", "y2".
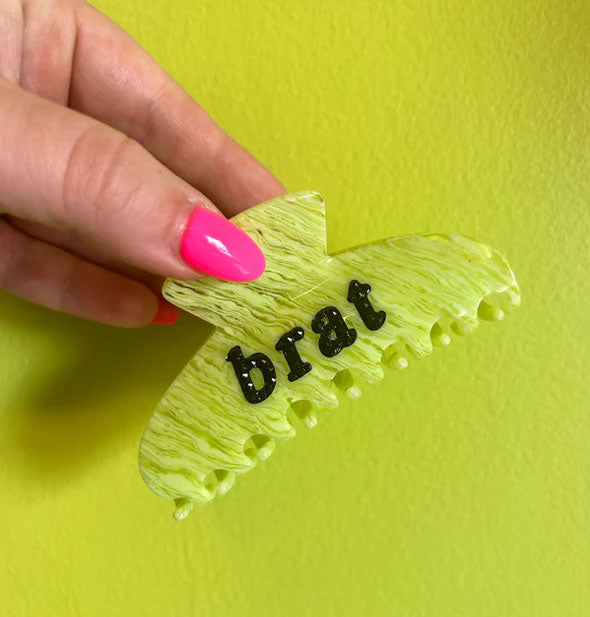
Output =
[
  {"x1": 180, "y1": 207, "x2": 266, "y2": 282},
  {"x1": 152, "y1": 298, "x2": 179, "y2": 325}
]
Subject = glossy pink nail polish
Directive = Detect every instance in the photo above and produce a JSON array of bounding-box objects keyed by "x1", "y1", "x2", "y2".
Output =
[{"x1": 180, "y1": 207, "x2": 266, "y2": 282}]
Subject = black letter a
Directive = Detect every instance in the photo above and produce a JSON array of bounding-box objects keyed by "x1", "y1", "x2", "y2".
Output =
[{"x1": 311, "y1": 306, "x2": 357, "y2": 358}]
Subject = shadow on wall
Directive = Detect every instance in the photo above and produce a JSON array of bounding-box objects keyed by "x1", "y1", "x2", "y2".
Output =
[{"x1": 0, "y1": 291, "x2": 209, "y2": 483}]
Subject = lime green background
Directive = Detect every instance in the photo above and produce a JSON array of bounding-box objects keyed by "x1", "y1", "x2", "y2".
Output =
[{"x1": 1, "y1": 1, "x2": 589, "y2": 615}]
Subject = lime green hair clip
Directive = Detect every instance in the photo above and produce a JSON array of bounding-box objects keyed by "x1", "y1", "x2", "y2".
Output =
[{"x1": 139, "y1": 191, "x2": 520, "y2": 520}]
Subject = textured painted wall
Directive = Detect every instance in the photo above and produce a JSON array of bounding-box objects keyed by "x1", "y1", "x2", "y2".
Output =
[{"x1": 0, "y1": 1, "x2": 588, "y2": 616}]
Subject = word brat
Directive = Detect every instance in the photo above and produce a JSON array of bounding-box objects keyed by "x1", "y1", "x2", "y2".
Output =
[{"x1": 225, "y1": 280, "x2": 386, "y2": 404}]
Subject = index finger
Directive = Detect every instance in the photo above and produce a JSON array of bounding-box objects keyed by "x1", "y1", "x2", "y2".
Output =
[{"x1": 69, "y1": 0, "x2": 285, "y2": 216}]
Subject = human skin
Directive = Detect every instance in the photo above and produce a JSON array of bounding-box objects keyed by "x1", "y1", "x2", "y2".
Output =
[{"x1": 0, "y1": 0, "x2": 285, "y2": 327}]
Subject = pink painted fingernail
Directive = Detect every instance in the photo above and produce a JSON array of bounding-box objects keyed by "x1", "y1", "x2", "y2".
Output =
[{"x1": 180, "y1": 207, "x2": 266, "y2": 282}]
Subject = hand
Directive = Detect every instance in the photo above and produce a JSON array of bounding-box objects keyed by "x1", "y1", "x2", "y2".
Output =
[{"x1": 0, "y1": 0, "x2": 284, "y2": 327}]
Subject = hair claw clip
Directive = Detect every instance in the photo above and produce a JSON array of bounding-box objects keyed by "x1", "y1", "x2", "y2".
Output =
[{"x1": 139, "y1": 191, "x2": 520, "y2": 520}]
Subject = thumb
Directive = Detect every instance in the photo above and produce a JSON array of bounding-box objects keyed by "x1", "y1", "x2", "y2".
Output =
[{"x1": 0, "y1": 80, "x2": 266, "y2": 282}]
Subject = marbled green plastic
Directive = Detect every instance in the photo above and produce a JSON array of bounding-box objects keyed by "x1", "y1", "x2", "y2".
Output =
[{"x1": 138, "y1": 191, "x2": 520, "y2": 519}]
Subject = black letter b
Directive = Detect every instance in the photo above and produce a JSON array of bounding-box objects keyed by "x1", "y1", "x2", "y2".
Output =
[{"x1": 226, "y1": 346, "x2": 277, "y2": 404}]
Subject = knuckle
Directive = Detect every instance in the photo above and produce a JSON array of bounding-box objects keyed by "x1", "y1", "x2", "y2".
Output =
[
  {"x1": 136, "y1": 78, "x2": 171, "y2": 147},
  {"x1": 61, "y1": 123, "x2": 103, "y2": 221},
  {"x1": 61, "y1": 125, "x2": 144, "y2": 230}
]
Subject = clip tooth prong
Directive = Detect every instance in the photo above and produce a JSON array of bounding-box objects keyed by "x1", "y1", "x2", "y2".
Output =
[
  {"x1": 291, "y1": 400, "x2": 319, "y2": 428},
  {"x1": 478, "y1": 301, "x2": 505, "y2": 322},
  {"x1": 451, "y1": 317, "x2": 478, "y2": 336},
  {"x1": 215, "y1": 470, "x2": 236, "y2": 495},
  {"x1": 381, "y1": 344, "x2": 409, "y2": 371},
  {"x1": 390, "y1": 356, "x2": 409, "y2": 370},
  {"x1": 430, "y1": 322, "x2": 451, "y2": 347},
  {"x1": 333, "y1": 369, "x2": 362, "y2": 400},
  {"x1": 303, "y1": 412, "x2": 318, "y2": 428},
  {"x1": 243, "y1": 434, "x2": 275, "y2": 461},
  {"x1": 173, "y1": 498, "x2": 194, "y2": 521}
]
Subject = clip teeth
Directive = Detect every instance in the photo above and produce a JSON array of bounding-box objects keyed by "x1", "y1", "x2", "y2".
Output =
[
  {"x1": 215, "y1": 470, "x2": 236, "y2": 495},
  {"x1": 478, "y1": 301, "x2": 504, "y2": 321},
  {"x1": 390, "y1": 355, "x2": 409, "y2": 370},
  {"x1": 172, "y1": 469, "x2": 235, "y2": 519},
  {"x1": 482, "y1": 288, "x2": 520, "y2": 313},
  {"x1": 430, "y1": 322, "x2": 451, "y2": 347},
  {"x1": 290, "y1": 400, "x2": 318, "y2": 429},
  {"x1": 451, "y1": 317, "x2": 478, "y2": 337},
  {"x1": 244, "y1": 434, "x2": 275, "y2": 461},
  {"x1": 381, "y1": 344, "x2": 410, "y2": 370},
  {"x1": 173, "y1": 498, "x2": 194, "y2": 521},
  {"x1": 203, "y1": 469, "x2": 219, "y2": 494},
  {"x1": 346, "y1": 385, "x2": 362, "y2": 400},
  {"x1": 333, "y1": 369, "x2": 363, "y2": 399},
  {"x1": 203, "y1": 468, "x2": 237, "y2": 496},
  {"x1": 303, "y1": 412, "x2": 318, "y2": 428}
]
